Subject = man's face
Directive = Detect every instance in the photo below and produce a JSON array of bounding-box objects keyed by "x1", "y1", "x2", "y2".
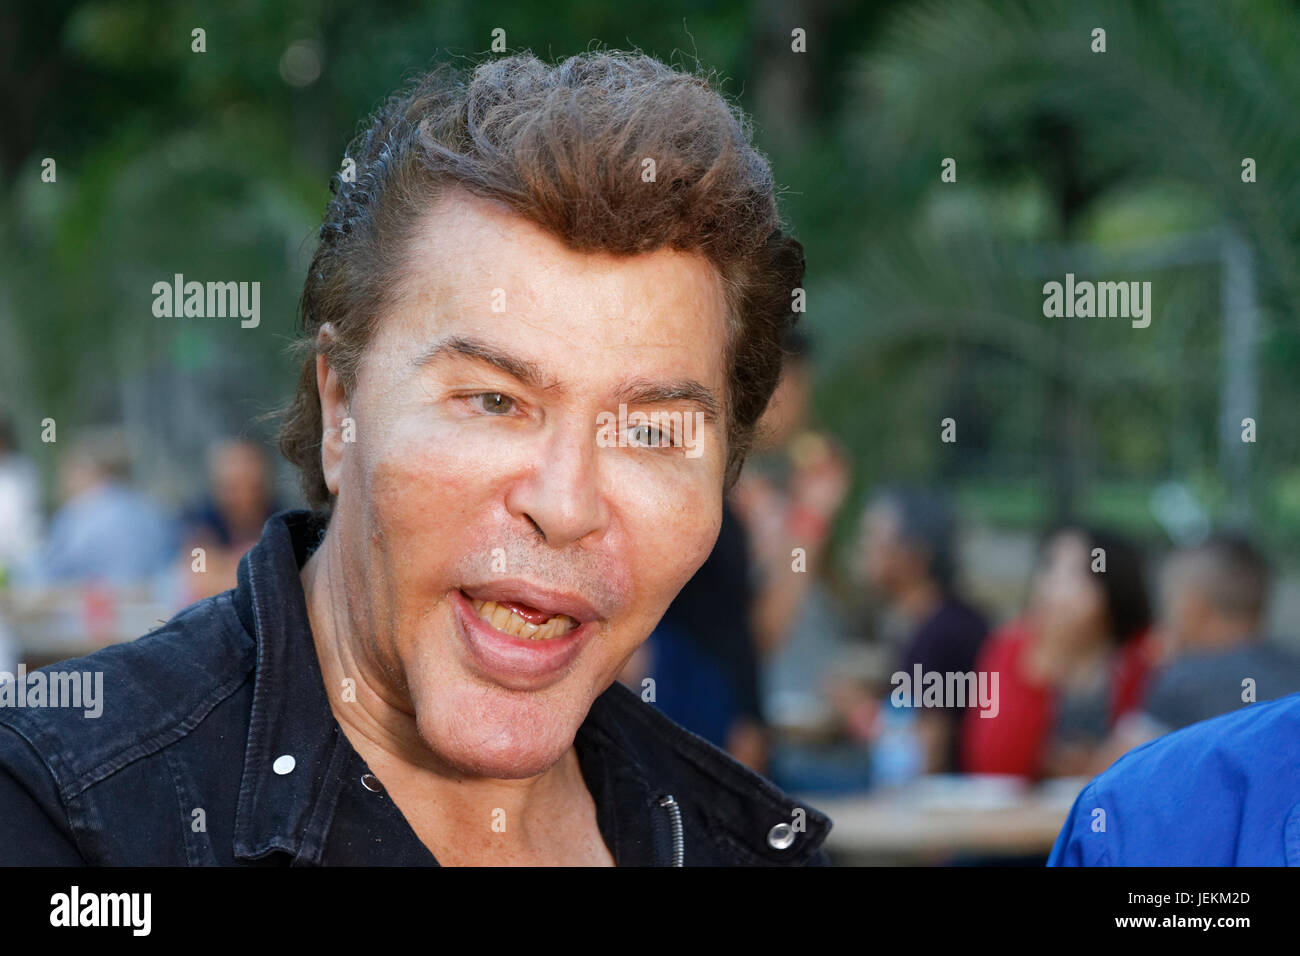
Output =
[
  {"x1": 859, "y1": 502, "x2": 907, "y2": 594},
  {"x1": 212, "y1": 443, "x2": 269, "y2": 520},
  {"x1": 754, "y1": 360, "x2": 809, "y2": 449},
  {"x1": 317, "y1": 188, "x2": 730, "y2": 779},
  {"x1": 1156, "y1": 559, "x2": 1207, "y2": 652}
]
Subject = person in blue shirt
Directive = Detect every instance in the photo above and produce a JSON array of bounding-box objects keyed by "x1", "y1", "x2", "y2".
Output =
[
  {"x1": 1048, "y1": 689, "x2": 1300, "y2": 865},
  {"x1": 40, "y1": 431, "x2": 178, "y2": 585}
]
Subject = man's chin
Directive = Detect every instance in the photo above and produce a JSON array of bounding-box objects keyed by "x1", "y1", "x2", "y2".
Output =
[{"x1": 413, "y1": 693, "x2": 583, "y2": 780}]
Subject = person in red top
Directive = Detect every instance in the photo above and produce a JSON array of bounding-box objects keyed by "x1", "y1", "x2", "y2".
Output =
[{"x1": 961, "y1": 526, "x2": 1154, "y2": 780}]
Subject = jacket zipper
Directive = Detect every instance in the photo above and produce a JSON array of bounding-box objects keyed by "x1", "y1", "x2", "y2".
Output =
[{"x1": 657, "y1": 795, "x2": 684, "y2": 866}]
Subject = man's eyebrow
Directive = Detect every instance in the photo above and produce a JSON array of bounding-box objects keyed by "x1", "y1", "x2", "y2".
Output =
[
  {"x1": 413, "y1": 335, "x2": 551, "y2": 389},
  {"x1": 618, "y1": 378, "x2": 721, "y2": 422},
  {"x1": 414, "y1": 336, "x2": 719, "y2": 419}
]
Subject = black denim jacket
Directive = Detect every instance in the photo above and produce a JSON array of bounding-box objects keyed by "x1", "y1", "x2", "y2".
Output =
[{"x1": 0, "y1": 510, "x2": 831, "y2": 866}]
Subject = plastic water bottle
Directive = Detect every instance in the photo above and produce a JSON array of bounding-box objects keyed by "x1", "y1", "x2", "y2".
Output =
[{"x1": 871, "y1": 699, "x2": 924, "y2": 787}]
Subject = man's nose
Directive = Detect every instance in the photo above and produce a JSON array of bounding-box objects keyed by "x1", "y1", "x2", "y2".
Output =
[{"x1": 504, "y1": 419, "x2": 608, "y2": 549}]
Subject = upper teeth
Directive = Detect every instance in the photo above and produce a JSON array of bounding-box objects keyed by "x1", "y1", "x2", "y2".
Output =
[{"x1": 470, "y1": 598, "x2": 577, "y2": 640}]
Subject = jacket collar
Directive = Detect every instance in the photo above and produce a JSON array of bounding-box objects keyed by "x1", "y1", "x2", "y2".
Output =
[
  {"x1": 231, "y1": 509, "x2": 340, "y2": 862},
  {"x1": 583, "y1": 680, "x2": 832, "y2": 865}
]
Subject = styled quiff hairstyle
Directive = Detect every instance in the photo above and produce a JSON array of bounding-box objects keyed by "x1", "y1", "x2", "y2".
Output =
[{"x1": 280, "y1": 51, "x2": 804, "y2": 510}]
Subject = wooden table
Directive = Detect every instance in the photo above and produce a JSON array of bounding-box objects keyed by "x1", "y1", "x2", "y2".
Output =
[
  {"x1": 0, "y1": 585, "x2": 174, "y2": 666},
  {"x1": 800, "y1": 775, "x2": 1088, "y2": 864}
]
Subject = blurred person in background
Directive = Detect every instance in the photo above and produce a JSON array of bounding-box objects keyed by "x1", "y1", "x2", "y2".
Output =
[
  {"x1": 621, "y1": 502, "x2": 768, "y2": 771},
  {"x1": 178, "y1": 437, "x2": 282, "y2": 601},
  {"x1": 0, "y1": 414, "x2": 42, "y2": 585},
  {"x1": 39, "y1": 429, "x2": 178, "y2": 586},
  {"x1": 962, "y1": 525, "x2": 1153, "y2": 780},
  {"x1": 731, "y1": 330, "x2": 853, "y2": 736},
  {"x1": 731, "y1": 330, "x2": 864, "y2": 791},
  {"x1": 1105, "y1": 532, "x2": 1300, "y2": 755},
  {"x1": 846, "y1": 487, "x2": 990, "y2": 776},
  {"x1": 1050, "y1": 533, "x2": 1300, "y2": 865}
]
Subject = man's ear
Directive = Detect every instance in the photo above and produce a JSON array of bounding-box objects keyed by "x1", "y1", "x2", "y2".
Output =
[{"x1": 315, "y1": 324, "x2": 349, "y2": 498}]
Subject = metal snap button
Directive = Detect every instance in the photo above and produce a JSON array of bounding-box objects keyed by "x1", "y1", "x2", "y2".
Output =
[
  {"x1": 767, "y1": 822, "x2": 796, "y2": 850},
  {"x1": 273, "y1": 754, "x2": 296, "y2": 775},
  {"x1": 361, "y1": 773, "x2": 383, "y2": 793}
]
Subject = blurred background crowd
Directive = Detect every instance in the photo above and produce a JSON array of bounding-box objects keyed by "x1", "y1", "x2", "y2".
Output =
[
  {"x1": 4, "y1": 0, "x2": 1300, "y2": 863},
  {"x1": 0, "y1": 422, "x2": 280, "y2": 669},
  {"x1": 620, "y1": 337, "x2": 1300, "y2": 800}
]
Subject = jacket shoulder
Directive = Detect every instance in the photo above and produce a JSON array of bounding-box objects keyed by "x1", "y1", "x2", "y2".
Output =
[{"x1": 0, "y1": 591, "x2": 255, "y2": 797}]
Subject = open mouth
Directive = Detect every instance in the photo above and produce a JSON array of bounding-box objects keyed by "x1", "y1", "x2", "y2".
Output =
[{"x1": 466, "y1": 594, "x2": 580, "y2": 641}]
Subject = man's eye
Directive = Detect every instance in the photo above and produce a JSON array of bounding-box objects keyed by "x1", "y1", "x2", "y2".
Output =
[
  {"x1": 474, "y1": 392, "x2": 516, "y2": 415},
  {"x1": 628, "y1": 423, "x2": 667, "y2": 447}
]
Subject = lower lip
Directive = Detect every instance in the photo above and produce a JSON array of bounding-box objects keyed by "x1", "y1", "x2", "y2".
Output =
[{"x1": 451, "y1": 588, "x2": 590, "y2": 688}]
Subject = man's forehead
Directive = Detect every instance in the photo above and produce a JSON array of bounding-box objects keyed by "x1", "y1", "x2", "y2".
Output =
[
  {"x1": 411, "y1": 248, "x2": 721, "y2": 331},
  {"x1": 399, "y1": 280, "x2": 725, "y2": 364},
  {"x1": 383, "y1": 196, "x2": 730, "y2": 375},
  {"x1": 425, "y1": 188, "x2": 717, "y2": 281}
]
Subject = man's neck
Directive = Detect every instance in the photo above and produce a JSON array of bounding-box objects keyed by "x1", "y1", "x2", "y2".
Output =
[{"x1": 298, "y1": 529, "x2": 611, "y2": 865}]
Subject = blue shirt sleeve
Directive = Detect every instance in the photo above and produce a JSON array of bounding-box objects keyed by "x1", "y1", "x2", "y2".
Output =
[
  {"x1": 1049, "y1": 693, "x2": 1300, "y2": 865},
  {"x1": 1047, "y1": 780, "x2": 1109, "y2": 866}
]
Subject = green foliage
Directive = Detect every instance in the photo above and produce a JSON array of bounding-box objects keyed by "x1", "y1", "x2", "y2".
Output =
[{"x1": 811, "y1": 0, "x2": 1300, "y2": 551}]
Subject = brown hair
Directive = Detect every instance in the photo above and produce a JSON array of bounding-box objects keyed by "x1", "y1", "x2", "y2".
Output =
[{"x1": 280, "y1": 51, "x2": 804, "y2": 510}]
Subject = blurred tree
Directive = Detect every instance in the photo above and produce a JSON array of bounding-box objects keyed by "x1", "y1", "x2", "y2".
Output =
[{"x1": 817, "y1": 0, "x2": 1300, "y2": 547}]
